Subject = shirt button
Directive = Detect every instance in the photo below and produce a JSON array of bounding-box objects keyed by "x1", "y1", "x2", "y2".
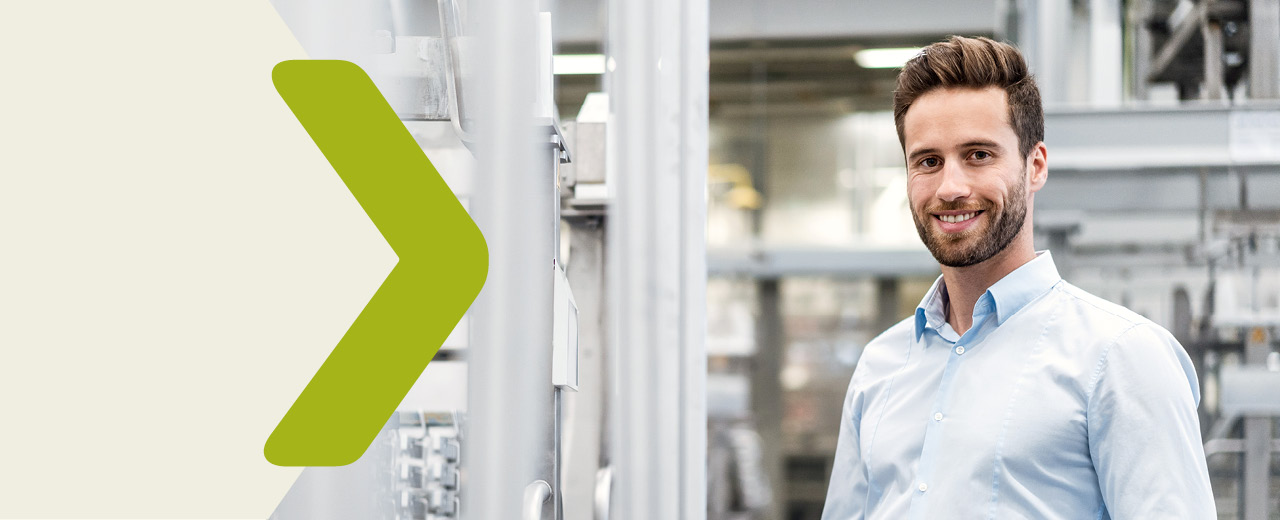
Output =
[
  {"x1": 933, "y1": 412, "x2": 943, "y2": 421},
  {"x1": 918, "y1": 482, "x2": 928, "y2": 492},
  {"x1": 955, "y1": 345, "x2": 966, "y2": 355}
]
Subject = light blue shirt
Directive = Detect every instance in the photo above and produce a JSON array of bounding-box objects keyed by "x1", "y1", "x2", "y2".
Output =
[{"x1": 822, "y1": 252, "x2": 1215, "y2": 519}]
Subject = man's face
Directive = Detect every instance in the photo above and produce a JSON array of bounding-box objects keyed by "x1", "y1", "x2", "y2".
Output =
[{"x1": 902, "y1": 86, "x2": 1038, "y2": 268}]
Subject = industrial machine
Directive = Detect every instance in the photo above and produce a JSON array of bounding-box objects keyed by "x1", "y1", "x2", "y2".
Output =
[
  {"x1": 267, "y1": 0, "x2": 577, "y2": 518},
  {"x1": 266, "y1": 0, "x2": 708, "y2": 518}
]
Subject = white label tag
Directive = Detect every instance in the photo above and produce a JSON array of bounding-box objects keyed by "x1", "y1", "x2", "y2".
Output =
[{"x1": 1230, "y1": 110, "x2": 1280, "y2": 163}]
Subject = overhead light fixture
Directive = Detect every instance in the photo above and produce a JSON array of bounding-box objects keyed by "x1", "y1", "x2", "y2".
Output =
[
  {"x1": 553, "y1": 54, "x2": 606, "y2": 75},
  {"x1": 854, "y1": 47, "x2": 923, "y2": 69}
]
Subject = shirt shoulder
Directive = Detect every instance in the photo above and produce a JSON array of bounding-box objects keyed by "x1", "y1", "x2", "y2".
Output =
[
  {"x1": 1052, "y1": 281, "x2": 1171, "y2": 342},
  {"x1": 1051, "y1": 282, "x2": 1193, "y2": 397},
  {"x1": 862, "y1": 316, "x2": 915, "y2": 355},
  {"x1": 850, "y1": 316, "x2": 916, "y2": 387}
]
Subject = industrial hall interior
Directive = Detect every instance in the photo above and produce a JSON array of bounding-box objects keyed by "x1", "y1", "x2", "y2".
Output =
[{"x1": 263, "y1": 0, "x2": 1280, "y2": 518}]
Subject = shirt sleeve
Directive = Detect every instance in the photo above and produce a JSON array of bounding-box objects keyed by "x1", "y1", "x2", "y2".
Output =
[
  {"x1": 822, "y1": 370, "x2": 868, "y2": 520},
  {"x1": 1087, "y1": 322, "x2": 1216, "y2": 519}
]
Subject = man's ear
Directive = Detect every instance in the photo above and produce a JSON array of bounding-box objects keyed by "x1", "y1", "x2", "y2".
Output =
[{"x1": 1027, "y1": 141, "x2": 1048, "y2": 193}]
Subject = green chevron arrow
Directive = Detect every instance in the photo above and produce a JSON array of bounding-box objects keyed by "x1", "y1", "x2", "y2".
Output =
[{"x1": 265, "y1": 60, "x2": 487, "y2": 466}]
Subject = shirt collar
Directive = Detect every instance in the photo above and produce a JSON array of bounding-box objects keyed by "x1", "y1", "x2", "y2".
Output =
[
  {"x1": 914, "y1": 276, "x2": 949, "y2": 341},
  {"x1": 914, "y1": 251, "x2": 1062, "y2": 340}
]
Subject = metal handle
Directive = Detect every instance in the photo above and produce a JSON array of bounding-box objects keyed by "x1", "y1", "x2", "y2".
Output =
[{"x1": 523, "y1": 480, "x2": 552, "y2": 520}]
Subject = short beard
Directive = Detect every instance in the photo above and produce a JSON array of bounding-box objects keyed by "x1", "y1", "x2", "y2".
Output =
[{"x1": 912, "y1": 172, "x2": 1028, "y2": 268}]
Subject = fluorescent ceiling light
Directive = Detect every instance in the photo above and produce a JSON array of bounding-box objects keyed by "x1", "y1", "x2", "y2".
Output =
[
  {"x1": 854, "y1": 47, "x2": 923, "y2": 69},
  {"x1": 554, "y1": 54, "x2": 606, "y2": 75}
]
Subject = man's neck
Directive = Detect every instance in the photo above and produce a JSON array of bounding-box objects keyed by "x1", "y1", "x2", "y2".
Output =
[{"x1": 940, "y1": 235, "x2": 1037, "y2": 336}]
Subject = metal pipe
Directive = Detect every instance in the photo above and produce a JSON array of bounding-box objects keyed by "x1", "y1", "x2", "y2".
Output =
[
  {"x1": 466, "y1": 0, "x2": 552, "y2": 518},
  {"x1": 607, "y1": 0, "x2": 708, "y2": 514},
  {"x1": 1202, "y1": 17, "x2": 1226, "y2": 101},
  {"x1": 1250, "y1": 0, "x2": 1280, "y2": 99},
  {"x1": 524, "y1": 480, "x2": 554, "y2": 520},
  {"x1": 554, "y1": 387, "x2": 564, "y2": 520},
  {"x1": 1089, "y1": 0, "x2": 1123, "y2": 105},
  {"x1": 752, "y1": 279, "x2": 785, "y2": 520},
  {"x1": 677, "y1": 0, "x2": 710, "y2": 516},
  {"x1": 563, "y1": 221, "x2": 608, "y2": 520},
  {"x1": 1242, "y1": 327, "x2": 1271, "y2": 520},
  {"x1": 1028, "y1": 0, "x2": 1073, "y2": 106},
  {"x1": 1203, "y1": 438, "x2": 1280, "y2": 459},
  {"x1": 437, "y1": 0, "x2": 475, "y2": 144},
  {"x1": 608, "y1": 0, "x2": 657, "y2": 514},
  {"x1": 1130, "y1": 0, "x2": 1154, "y2": 100}
]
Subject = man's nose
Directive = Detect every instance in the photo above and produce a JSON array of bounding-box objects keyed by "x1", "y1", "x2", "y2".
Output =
[{"x1": 935, "y1": 162, "x2": 971, "y2": 202}]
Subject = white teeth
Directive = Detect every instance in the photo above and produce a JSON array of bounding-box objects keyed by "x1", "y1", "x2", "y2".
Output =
[{"x1": 940, "y1": 212, "x2": 977, "y2": 224}]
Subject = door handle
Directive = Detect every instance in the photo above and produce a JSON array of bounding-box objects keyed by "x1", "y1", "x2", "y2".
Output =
[{"x1": 523, "y1": 479, "x2": 552, "y2": 520}]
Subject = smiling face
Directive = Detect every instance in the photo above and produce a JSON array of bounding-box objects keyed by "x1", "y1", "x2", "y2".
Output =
[{"x1": 902, "y1": 86, "x2": 1046, "y2": 268}]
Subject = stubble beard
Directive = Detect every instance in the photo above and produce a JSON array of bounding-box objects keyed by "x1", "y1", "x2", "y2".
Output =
[{"x1": 911, "y1": 172, "x2": 1028, "y2": 268}]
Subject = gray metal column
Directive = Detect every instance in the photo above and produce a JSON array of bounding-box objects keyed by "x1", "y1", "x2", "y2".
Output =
[
  {"x1": 465, "y1": 0, "x2": 554, "y2": 519},
  {"x1": 607, "y1": 0, "x2": 709, "y2": 514},
  {"x1": 1250, "y1": 0, "x2": 1280, "y2": 99},
  {"x1": 1242, "y1": 327, "x2": 1272, "y2": 520},
  {"x1": 752, "y1": 279, "x2": 785, "y2": 520},
  {"x1": 1203, "y1": 15, "x2": 1227, "y2": 101},
  {"x1": 1024, "y1": 0, "x2": 1074, "y2": 106},
  {"x1": 1128, "y1": 0, "x2": 1154, "y2": 100},
  {"x1": 1089, "y1": 0, "x2": 1123, "y2": 105},
  {"x1": 678, "y1": 0, "x2": 711, "y2": 515},
  {"x1": 874, "y1": 278, "x2": 902, "y2": 335},
  {"x1": 563, "y1": 221, "x2": 608, "y2": 520}
]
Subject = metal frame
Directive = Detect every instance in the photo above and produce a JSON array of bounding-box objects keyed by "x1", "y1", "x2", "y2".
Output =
[
  {"x1": 678, "y1": 1, "x2": 711, "y2": 518},
  {"x1": 561, "y1": 220, "x2": 608, "y2": 520},
  {"x1": 1204, "y1": 335, "x2": 1280, "y2": 520},
  {"x1": 1089, "y1": 0, "x2": 1124, "y2": 105},
  {"x1": 607, "y1": 0, "x2": 709, "y2": 515},
  {"x1": 464, "y1": 0, "x2": 556, "y2": 519},
  {"x1": 708, "y1": 246, "x2": 939, "y2": 278},
  {"x1": 1044, "y1": 105, "x2": 1280, "y2": 171},
  {"x1": 1241, "y1": 328, "x2": 1273, "y2": 520},
  {"x1": 437, "y1": 0, "x2": 475, "y2": 143}
]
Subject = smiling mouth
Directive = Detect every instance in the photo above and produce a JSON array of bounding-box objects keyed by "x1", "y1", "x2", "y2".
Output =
[{"x1": 934, "y1": 210, "x2": 983, "y2": 224}]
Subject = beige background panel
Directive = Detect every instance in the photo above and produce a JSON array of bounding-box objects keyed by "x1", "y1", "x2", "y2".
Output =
[{"x1": 0, "y1": 1, "x2": 397, "y2": 517}]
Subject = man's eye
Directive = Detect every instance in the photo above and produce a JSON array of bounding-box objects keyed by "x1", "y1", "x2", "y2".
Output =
[
  {"x1": 972, "y1": 151, "x2": 991, "y2": 160},
  {"x1": 921, "y1": 157, "x2": 940, "y2": 168}
]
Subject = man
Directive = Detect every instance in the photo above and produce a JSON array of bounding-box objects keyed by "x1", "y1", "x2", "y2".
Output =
[{"x1": 821, "y1": 36, "x2": 1215, "y2": 519}]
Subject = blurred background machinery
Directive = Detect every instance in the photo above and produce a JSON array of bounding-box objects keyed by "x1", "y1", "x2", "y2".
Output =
[{"x1": 681, "y1": 0, "x2": 1280, "y2": 518}]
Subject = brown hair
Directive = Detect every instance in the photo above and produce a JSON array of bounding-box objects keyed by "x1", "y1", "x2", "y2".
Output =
[{"x1": 892, "y1": 36, "x2": 1043, "y2": 158}]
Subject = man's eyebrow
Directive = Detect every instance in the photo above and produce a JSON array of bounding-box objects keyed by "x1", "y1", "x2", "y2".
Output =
[
  {"x1": 960, "y1": 139, "x2": 1003, "y2": 150},
  {"x1": 906, "y1": 147, "x2": 939, "y2": 162}
]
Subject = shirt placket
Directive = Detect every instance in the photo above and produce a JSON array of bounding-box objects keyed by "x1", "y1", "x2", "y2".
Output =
[{"x1": 907, "y1": 305, "x2": 993, "y2": 520}]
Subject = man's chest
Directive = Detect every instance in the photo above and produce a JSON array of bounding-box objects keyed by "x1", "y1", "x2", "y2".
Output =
[{"x1": 855, "y1": 328, "x2": 1099, "y2": 509}]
